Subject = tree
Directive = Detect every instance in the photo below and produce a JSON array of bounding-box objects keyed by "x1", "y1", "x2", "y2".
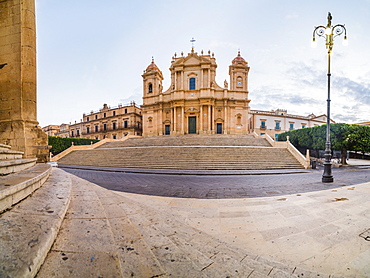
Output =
[{"x1": 278, "y1": 124, "x2": 370, "y2": 164}]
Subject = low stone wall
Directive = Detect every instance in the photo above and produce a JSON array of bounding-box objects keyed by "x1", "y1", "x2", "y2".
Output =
[
  {"x1": 51, "y1": 137, "x2": 124, "y2": 162},
  {"x1": 261, "y1": 134, "x2": 310, "y2": 169}
]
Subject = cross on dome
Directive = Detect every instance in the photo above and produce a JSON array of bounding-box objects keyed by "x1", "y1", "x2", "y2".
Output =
[{"x1": 190, "y1": 37, "x2": 196, "y2": 52}]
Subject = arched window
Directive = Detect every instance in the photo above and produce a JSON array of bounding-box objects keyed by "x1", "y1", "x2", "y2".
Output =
[
  {"x1": 189, "y1": 78, "x2": 196, "y2": 90},
  {"x1": 148, "y1": 83, "x2": 153, "y2": 93}
]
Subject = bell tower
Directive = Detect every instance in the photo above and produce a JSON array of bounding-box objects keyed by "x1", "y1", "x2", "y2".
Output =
[
  {"x1": 0, "y1": 0, "x2": 49, "y2": 162},
  {"x1": 229, "y1": 51, "x2": 250, "y2": 92},
  {"x1": 142, "y1": 58, "x2": 163, "y2": 104}
]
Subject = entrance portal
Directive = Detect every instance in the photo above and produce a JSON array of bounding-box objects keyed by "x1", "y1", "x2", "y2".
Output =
[
  {"x1": 165, "y1": 125, "x2": 170, "y2": 135},
  {"x1": 188, "y1": 116, "x2": 196, "y2": 134},
  {"x1": 216, "y1": 123, "x2": 223, "y2": 134}
]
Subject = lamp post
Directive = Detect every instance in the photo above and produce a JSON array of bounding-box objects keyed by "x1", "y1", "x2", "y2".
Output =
[{"x1": 312, "y1": 12, "x2": 347, "y2": 183}]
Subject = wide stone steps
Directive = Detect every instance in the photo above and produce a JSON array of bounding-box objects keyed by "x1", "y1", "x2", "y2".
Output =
[
  {"x1": 0, "y1": 144, "x2": 37, "y2": 175},
  {"x1": 0, "y1": 163, "x2": 52, "y2": 213},
  {"x1": 98, "y1": 134, "x2": 272, "y2": 148},
  {"x1": 0, "y1": 168, "x2": 71, "y2": 278},
  {"x1": 38, "y1": 175, "x2": 320, "y2": 277},
  {"x1": 58, "y1": 146, "x2": 303, "y2": 170},
  {"x1": 0, "y1": 146, "x2": 24, "y2": 160}
]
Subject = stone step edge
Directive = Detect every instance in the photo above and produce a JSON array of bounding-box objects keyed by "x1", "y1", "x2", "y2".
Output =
[
  {"x1": 0, "y1": 158, "x2": 37, "y2": 167},
  {"x1": 0, "y1": 158, "x2": 37, "y2": 176},
  {"x1": 0, "y1": 143, "x2": 12, "y2": 150},
  {"x1": 58, "y1": 164, "x2": 309, "y2": 175},
  {"x1": 0, "y1": 163, "x2": 51, "y2": 213},
  {"x1": 0, "y1": 168, "x2": 72, "y2": 278},
  {"x1": 0, "y1": 148, "x2": 24, "y2": 155}
]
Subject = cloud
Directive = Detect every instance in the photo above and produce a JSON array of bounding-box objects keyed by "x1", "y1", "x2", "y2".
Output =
[
  {"x1": 285, "y1": 13, "x2": 299, "y2": 20},
  {"x1": 333, "y1": 76, "x2": 370, "y2": 105},
  {"x1": 332, "y1": 112, "x2": 360, "y2": 123},
  {"x1": 209, "y1": 40, "x2": 239, "y2": 50},
  {"x1": 119, "y1": 89, "x2": 142, "y2": 106}
]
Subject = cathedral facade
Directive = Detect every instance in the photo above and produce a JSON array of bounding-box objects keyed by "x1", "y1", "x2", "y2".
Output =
[{"x1": 141, "y1": 48, "x2": 251, "y2": 136}]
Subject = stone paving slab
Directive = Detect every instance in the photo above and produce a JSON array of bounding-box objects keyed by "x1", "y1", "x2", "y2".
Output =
[
  {"x1": 119, "y1": 181, "x2": 370, "y2": 277},
  {"x1": 39, "y1": 171, "x2": 311, "y2": 277}
]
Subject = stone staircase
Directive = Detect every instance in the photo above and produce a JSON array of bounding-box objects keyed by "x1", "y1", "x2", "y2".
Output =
[
  {"x1": 0, "y1": 143, "x2": 37, "y2": 175},
  {"x1": 57, "y1": 135, "x2": 304, "y2": 170},
  {"x1": 37, "y1": 175, "x2": 325, "y2": 277},
  {"x1": 0, "y1": 144, "x2": 70, "y2": 278},
  {"x1": 98, "y1": 134, "x2": 272, "y2": 148},
  {"x1": 0, "y1": 143, "x2": 52, "y2": 213}
]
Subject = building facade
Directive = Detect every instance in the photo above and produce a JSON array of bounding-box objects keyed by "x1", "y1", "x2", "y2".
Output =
[
  {"x1": 54, "y1": 123, "x2": 70, "y2": 138},
  {"x1": 250, "y1": 109, "x2": 331, "y2": 140},
  {"x1": 68, "y1": 102, "x2": 142, "y2": 140},
  {"x1": 141, "y1": 49, "x2": 251, "y2": 136},
  {"x1": 42, "y1": 125, "x2": 60, "y2": 136}
]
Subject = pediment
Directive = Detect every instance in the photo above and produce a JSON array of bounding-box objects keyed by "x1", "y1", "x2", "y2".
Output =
[{"x1": 184, "y1": 56, "x2": 201, "y2": 66}]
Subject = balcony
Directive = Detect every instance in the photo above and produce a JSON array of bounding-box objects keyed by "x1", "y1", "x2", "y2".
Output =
[{"x1": 81, "y1": 125, "x2": 141, "y2": 135}]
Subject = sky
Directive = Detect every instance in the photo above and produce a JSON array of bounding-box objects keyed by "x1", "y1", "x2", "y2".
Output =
[{"x1": 35, "y1": 0, "x2": 370, "y2": 127}]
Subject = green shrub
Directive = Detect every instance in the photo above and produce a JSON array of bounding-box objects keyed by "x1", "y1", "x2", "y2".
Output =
[{"x1": 48, "y1": 136, "x2": 99, "y2": 155}]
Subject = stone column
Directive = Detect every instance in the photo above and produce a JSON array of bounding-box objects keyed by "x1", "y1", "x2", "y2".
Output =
[
  {"x1": 200, "y1": 105, "x2": 203, "y2": 132},
  {"x1": 224, "y1": 104, "x2": 228, "y2": 134},
  {"x1": 0, "y1": 0, "x2": 48, "y2": 162},
  {"x1": 181, "y1": 106, "x2": 184, "y2": 134},
  {"x1": 173, "y1": 107, "x2": 177, "y2": 134},
  {"x1": 208, "y1": 105, "x2": 211, "y2": 133},
  {"x1": 159, "y1": 106, "x2": 163, "y2": 135}
]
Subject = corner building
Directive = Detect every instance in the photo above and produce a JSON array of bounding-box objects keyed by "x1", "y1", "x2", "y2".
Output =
[{"x1": 141, "y1": 49, "x2": 251, "y2": 136}]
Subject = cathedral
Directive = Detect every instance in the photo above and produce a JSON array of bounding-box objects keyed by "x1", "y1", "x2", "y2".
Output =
[
  {"x1": 61, "y1": 47, "x2": 328, "y2": 141},
  {"x1": 141, "y1": 48, "x2": 251, "y2": 136}
]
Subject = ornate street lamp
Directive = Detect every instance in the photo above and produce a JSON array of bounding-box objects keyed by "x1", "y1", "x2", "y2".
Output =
[{"x1": 312, "y1": 12, "x2": 347, "y2": 183}]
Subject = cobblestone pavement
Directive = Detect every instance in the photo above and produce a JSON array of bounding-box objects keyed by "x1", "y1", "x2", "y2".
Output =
[{"x1": 61, "y1": 166, "x2": 370, "y2": 199}]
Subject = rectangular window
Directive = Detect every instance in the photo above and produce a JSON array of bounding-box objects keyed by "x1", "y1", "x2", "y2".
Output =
[
  {"x1": 124, "y1": 109, "x2": 128, "y2": 114},
  {"x1": 189, "y1": 78, "x2": 196, "y2": 90},
  {"x1": 275, "y1": 122, "x2": 280, "y2": 130},
  {"x1": 95, "y1": 115, "x2": 98, "y2": 120},
  {"x1": 302, "y1": 124, "x2": 306, "y2": 128},
  {"x1": 86, "y1": 117, "x2": 89, "y2": 122},
  {"x1": 124, "y1": 120, "x2": 128, "y2": 128},
  {"x1": 289, "y1": 123, "x2": 294, "y2": 130},
  {"x1": 113, "y1": 111, "x2": 116, "y2": 116},
  {"x1": 113, "y1": 122, "x2": 116, "y2": 130},
  {"x1": 95, "y1": 126, "x2": 98, "y2": 132},
  {"x1": 275, "y1": 134, "x2": 279, "y2": 141},
  {"x1": 260, "y1": 121, "x2": 266, "y2": 129},
  {"x1": 104, "y1": 113, "x2": 106, "y2": 118},
  {"x1": 260, "y1": 133, "x2": 265, "y2": 135},
  {"x1": 87, "y1": 127, "x2": 90, "y2": 134},
  {"x1": 77, "y1": 130, "x2": 80, "y2": 136},
  {"x1": 71, "y1": 130, "x2": 74, "y2": 137},
  {"x1": 104, "y1": 124, "x2": 107, "y2": 131}
]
